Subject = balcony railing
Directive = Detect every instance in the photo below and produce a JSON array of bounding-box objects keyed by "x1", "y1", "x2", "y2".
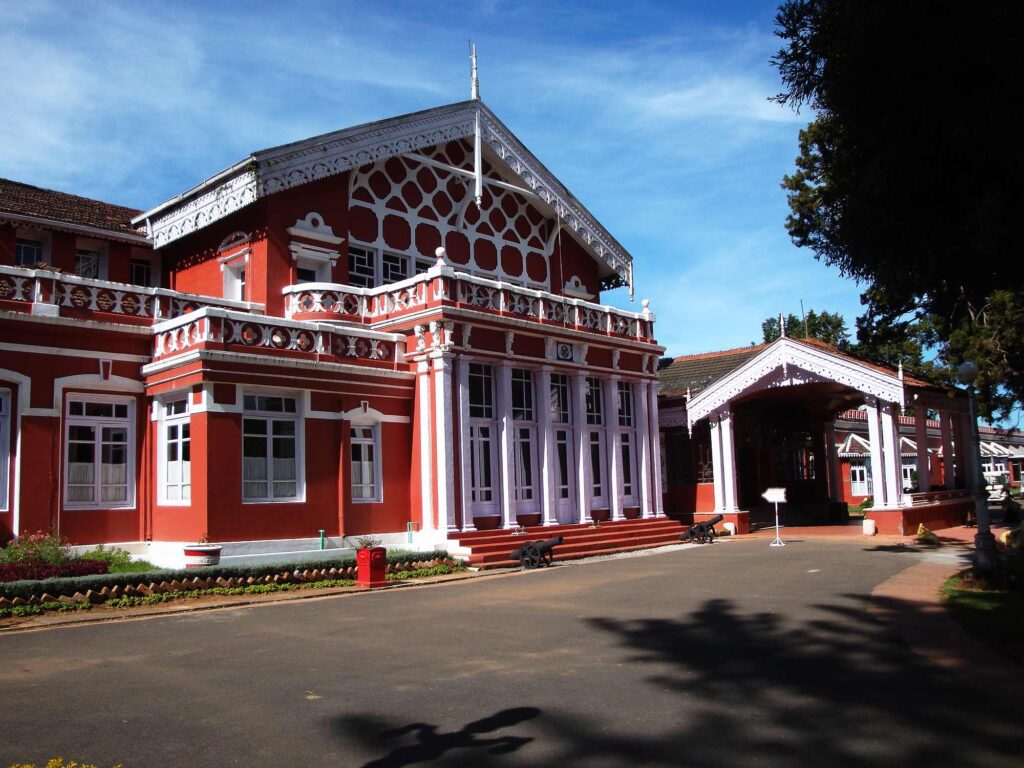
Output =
[
  {"x1": 283, "y1": 267, "x2": 656, "y2": 342},
  {"x1": 152, "y1": 307, "x2": 405, "y2": 369},
  {"x1": 0, "y1": 265, "x2": 264, "y2": 323}
]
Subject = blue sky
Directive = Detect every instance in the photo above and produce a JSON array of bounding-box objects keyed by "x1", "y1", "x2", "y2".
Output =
[{"x1": 0, "y1": 0, "x2": 867, "y2": 355}]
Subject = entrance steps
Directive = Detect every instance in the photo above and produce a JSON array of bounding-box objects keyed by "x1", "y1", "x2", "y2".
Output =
[{"x1": 447, "y1": 517, "x2": 692, "y2": 569}]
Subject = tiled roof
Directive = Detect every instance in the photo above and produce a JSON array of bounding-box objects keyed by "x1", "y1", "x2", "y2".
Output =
[
  {"x1": 0, "y1": 178, "x2": 144, "y2": 239},
  {"x1": 658, "y1": 343, "x2": 768, "y2": 396}
]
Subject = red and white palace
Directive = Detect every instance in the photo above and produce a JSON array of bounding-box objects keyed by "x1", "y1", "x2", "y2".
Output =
[{"x1": 0, "y1": 99, "x2": 666, "y2": 565}]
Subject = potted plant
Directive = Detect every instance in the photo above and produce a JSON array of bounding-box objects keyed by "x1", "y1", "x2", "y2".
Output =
[
  {"x1": 183, "y1": 534, "x2": 222, "y2": 568},
  {"x1": 354, "y1": 537, "x2": 387, "y2": 587}
]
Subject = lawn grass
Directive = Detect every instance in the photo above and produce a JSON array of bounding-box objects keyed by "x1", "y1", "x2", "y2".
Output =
[{"x1": 941, "y1": 554, "x2": 1024, "y2": 664}]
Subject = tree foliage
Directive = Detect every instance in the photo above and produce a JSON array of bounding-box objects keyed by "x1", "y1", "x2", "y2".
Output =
[
  {"x1": 761, "y1": 308, "x2": 849, "y2": 348},
  {"x1": 772, "y1": 0, "x2": 1024, "y2": 421}
]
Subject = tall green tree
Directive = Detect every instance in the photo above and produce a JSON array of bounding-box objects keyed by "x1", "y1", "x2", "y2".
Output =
[
  {"x1": 772, "y1": 0, "x2": 1024, "y2": 421},
  {"x1": 761, "y1": 308, "x2": 849, "y2": 347}
]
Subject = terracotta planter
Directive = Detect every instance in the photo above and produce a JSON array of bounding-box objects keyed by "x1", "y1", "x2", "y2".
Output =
[
  {"x1": 590, "y1": 509, "x2": 611, "y2": 523},
  {"x1": 516, "y1": 513, "x2": 542, "y2": 527},
  {"x1": 473, "y1": 515, "x2": 502, "y2": 531},
  {"x1": 183, "y1": 544, "x2": 222, "y2": 568},
  {"x1": 622, "y1": 507, "x2": 641, "y2": 520}
]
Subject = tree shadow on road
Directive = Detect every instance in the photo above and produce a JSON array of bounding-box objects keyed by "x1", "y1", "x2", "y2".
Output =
[{"x1": 329, "y1": 707, "x2": 539, "y2": 767}]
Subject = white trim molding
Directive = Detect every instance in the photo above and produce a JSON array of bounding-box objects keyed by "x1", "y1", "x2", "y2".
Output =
[{"x1": 687, "y1": 338, "x2": 906, "y2": 428}]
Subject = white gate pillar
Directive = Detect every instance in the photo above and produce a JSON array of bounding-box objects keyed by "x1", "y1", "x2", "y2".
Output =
[
  {"x1": 648, "y1": 379, "x2": 665, "y2": 516},
  {"x1": 865, "y1": 396, "x2": 886, "y2": 506},
  {"x1": 913, "y1": 404, "x2": 931, "y2": 492}
]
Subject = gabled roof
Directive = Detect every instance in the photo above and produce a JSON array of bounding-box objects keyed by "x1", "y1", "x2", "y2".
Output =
[
  {"x1": 134, "y1": 100, "x2": 633, "y2": 287},
  {"x1": 658, "y1": 343, "x2": 768, "y2": 396},
  {"x1": 0, "y1": 178, "x2": 147, "y2": 243}
]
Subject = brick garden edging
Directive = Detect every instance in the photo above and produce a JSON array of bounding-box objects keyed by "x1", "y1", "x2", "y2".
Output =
[{"x1": 0, "y1": 556, "x2": 459, "y2": 609}]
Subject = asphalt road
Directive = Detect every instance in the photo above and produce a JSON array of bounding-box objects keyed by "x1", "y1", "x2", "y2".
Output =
[{"x1": 1, "y1": 538, "x2": 1018, "y2": 768}]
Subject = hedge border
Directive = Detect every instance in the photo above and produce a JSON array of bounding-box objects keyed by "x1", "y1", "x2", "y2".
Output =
[{"x1": 0, "y1": 550, "x2": 449, "y2": 602}]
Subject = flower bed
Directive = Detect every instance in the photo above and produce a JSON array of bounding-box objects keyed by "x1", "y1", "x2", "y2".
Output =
[
  {"x1": 0, "y1": 551, "x2": 457, "y2": 608},
  {"x1": 0, "y1": 559, "x2": 109, "y2": 583}
]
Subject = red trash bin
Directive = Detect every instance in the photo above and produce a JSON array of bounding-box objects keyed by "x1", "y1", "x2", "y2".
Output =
[{"x1": 357, "y1": 546, "x2": 387, "y2": 587}]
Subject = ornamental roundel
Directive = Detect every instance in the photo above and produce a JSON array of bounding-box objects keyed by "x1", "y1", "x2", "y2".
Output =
[{"x1": 349, "y1": 139, "x2": 552, "y2": 289}]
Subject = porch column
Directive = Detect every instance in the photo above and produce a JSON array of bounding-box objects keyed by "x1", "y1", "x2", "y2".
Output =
[
  {"x1": 432, "y1": 352, "x2": 457, "y2": 531},
  {"x1": 825, "y1": 420, "x2": 841, "y2": 501},
  {"x1": 913, "y1": 404, "x2": 931, "y2": 492},
  {"x1": 496, "y1": 361, "x2": 515, "y2": 529},
  {"x1": 572, "y1": 372, "x2": 592, "y2": 524},
  {"x1": 604, "y1": 376, "x2": 625, "y2": 521},
  {"x1": 865, "y1": 396, "x2": 886, "y2": 506},
  {"x1": 648, "y1": 380, "x2": 665, "y2": 516},
  {"x1": 636, "y1": 380, "x2": 654, "y2": 518},
  {"x1": 880, "y1": 401, "x2": 904, "y2": 508},
  {"x1": 939, "y1": 410, "x2": 955, "y2": 488},
  {"x1": 537, "y1": 366, "x2": 558, "y2": 526},
  {"x1": 719, "y1": 407, "x2": 740, "y2": 512},
  {"x1": 710, "y1": 413, "x2": 726, "y2": 512},
  {"x1": 456, "y1": 357, "x2": 475, "y2": 532},
  {"x1": 416, "y1": 360, "x2": 435, "y2": 534}
]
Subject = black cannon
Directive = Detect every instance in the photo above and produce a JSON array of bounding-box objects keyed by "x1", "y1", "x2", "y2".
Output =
[
  {"x1": 509, "y1": 536, "x2": 564, "y2": 568},
  {"x1": 679, "y1": 514, "x2": 723, "y2": 545}
]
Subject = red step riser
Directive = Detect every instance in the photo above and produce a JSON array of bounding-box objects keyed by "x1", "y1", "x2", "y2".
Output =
[
  {"x1": 469, "y1": 534, "x2": 687, "y2": 563},
  {"x1": 451, "y1": 522, "x2": 686, "y2": 547},
  {"x1": 450, "y1": 519, "x2": 682, "y2": 541},
  {"x1": 473, "y1": 540, "x2": 691, "y2": 568},
  {"x1": 462, "y1": 529, "x2": 686, "y2": 555}
]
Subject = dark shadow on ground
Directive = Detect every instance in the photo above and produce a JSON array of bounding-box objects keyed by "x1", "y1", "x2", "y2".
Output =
[
  {"x1": 329, "y1": 596, "x2": 1020, "y2": 767},
  {"x1": 330, "y1": 707, "x2": 538, "y2": 767}
]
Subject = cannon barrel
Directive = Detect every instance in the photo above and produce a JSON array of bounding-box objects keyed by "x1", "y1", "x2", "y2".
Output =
[
  {"x1": 706, "y1": 514, "x2": 724, "y2": 527},
  {"x1": 534, "y1": 536, "x2": 564, "y2": 554}
]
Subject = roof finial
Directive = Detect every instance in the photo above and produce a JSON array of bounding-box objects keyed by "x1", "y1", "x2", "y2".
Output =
[
  {"x1": 469, "y1": 42, "x2": 480, "y2": 100},
  {"x1": 779, "y1": 312, "x2": 786, "y2": 339},
  {"x1": 898, "y1": 359, "x2": 904, "y2": 381}
]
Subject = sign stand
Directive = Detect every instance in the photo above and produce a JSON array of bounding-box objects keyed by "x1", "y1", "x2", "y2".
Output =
[{"x1": 761, "y1": 487, "x2": 787, "y2": 548}]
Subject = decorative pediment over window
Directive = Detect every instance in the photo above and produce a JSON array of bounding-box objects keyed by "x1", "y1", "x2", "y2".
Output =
[{"x1": 288, "y1": 212, "x2": 344, "y2": 282}]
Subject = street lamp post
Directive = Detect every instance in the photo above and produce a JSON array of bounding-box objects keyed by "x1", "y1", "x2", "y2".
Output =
[{"x1": 957, "y1": 361, "x2": 998, "y2": 573}]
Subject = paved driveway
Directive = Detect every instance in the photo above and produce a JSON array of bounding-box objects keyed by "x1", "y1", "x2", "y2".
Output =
[{"x1": 1, "y1": 538, "x2": 1018, "y2": 767}]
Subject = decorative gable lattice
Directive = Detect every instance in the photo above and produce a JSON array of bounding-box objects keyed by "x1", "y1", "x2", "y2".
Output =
[{"x1": 348, "y1": 140, "x2": 552, "y2": 289}]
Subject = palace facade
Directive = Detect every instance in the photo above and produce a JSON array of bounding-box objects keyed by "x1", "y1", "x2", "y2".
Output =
[{"x1": 0, "y1": 99, "x2": 664, "y2": 566}]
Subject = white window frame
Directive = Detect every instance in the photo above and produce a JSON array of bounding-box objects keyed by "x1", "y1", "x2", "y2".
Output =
[
  {"x1": 350, "y1": 422, "x2": 382, "y2": 504},
  {"x1": 0, "y1": 390, "x2": 10, "y2": 511},
  {"x1": 468, "y1": 363, "x2": 498, "y2": 513},
  {"x1": 348, "y1": 242, "x2": 420, "y2": 288},
  {"x1": 241, "y1": 393, "x2": 304, "y2": 503},
  {"x1": 220, "y1": 249, "x2": 249, "y2": 302},
  {"x1": 63, "y1": 394, "x2": 135, "y2": 510},
  {"x1": 617, "y1": 381, "x2": 637, "y2": 504},
  {"x1": 850, "y1": 460, "x2": 869, "y2": 496},
  {"x1": 901, "y1": 459, "x2": 918, "y2": 490},
  {"x1": 157, "y1": 396, "x2": 191, "y2": 505},
  {"x1": 14, "y1": 228, "x2": 51, "y2": 267},
  {"x1": 74, "y1": 238, "x2": 108, "y2": 280}
]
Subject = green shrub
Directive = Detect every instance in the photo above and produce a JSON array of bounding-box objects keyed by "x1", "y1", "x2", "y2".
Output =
[
  {"x1": 0, "y1": 550, "x2": 448, "y2": 600},
  {"x1": 0, "y1": 531, "x2": 69, "y2": 565},
  {"x1": 77, "y1": 545, "x2": 157, "y2": 573}
]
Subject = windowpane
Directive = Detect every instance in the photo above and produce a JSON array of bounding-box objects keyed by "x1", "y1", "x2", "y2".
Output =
[
  {"x1": 349, "y1": 246, "x2": 376, "y2": 287},
  {"x1": 550, "y1": 375, "x2": 570, "y2": 424},
  {"x1": 586, "y1": 378, "x2": 604, "y2": 425},
  {"x1": 129, "y1": 259, "x2": 152, "y2": 287},
  {"x1": 15, "y1": 239, "x2": 43, "y2": 266},
  {"x1": 469, "y1": 364, "x2": 494, "y2": 419},
  {"x1": 590, "y1": 433, "x2": 603, "y2": 495},
  {"x1": 65, "y1": 399, "x2": 133, "y2": 508},
  {"x1": 511, "y1": 370, "x2": 534, "y2": 421},
  {"x1": 75, "y1": 250, "x2": 101, "y2": 279},
  {"x1": 617, "y1": 382, "x2": 634, "y2": 427},
  {"x1": 382, "y1": 252, "x2": 409, "y2": 284}
]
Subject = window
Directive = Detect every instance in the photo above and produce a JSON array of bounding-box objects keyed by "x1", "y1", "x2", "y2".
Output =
[
  {"x1": 130, "y1": 259, "x2": 152, "y2": 287},
  {"x1": 382, "y1": 252, "x2": 409, "y2": 284},
  {"x1": 590, "y1": 432, "x2": 605, "y2": 498},
  {"x1": 414, "y1": 258, "x2": 434, "y2": 275},
  {"x1": 514, "y1": 426, "x2": 536, "y2": 501},
  {"x1": 585, "y1": 378, "x2": 604, "y2": 425},
  {"x1": 348, "y1": 246, "x2": 376, "y2": 288},
  {"x1": 351, "y1": 425, "x2": 381, "y2": 502},
  {"x1": 223, "y1": 260, "x2": 246, "y2": 301},
  {"x1": 550, "y1": 374, "x2": 570, "y2": 424},
  {"x1": 792, "y1": 432, "x2": 816, "y2": 480},
  {"x1": 296, "y1": 266, "x2": 318, "y2": 283},
  {"x1": 511, "y1": 369, "x2": 534, "y2": 421},
  {"x1": 902, "y1": 460, "x2": 919, "y2": 491},
  {"x1": 468, "y1": 364, "x2": 494, "y2": 419},
  {"x1": 621, "y1": 432, "x2": 635, "y2": 498},
  {"x1": 617, "y1": 382, "x2": 634, "y2": 427},
  {"x1": 15, "y1": 239, "x2": 43, "y2": 267},
  {"x1": 0, "y1": 391, "x2": 9, "y2": 510},
  {"x1": 160, "y1": 398, "x2": 190, "y2": 503},
  {"x1": 850, "y1": 460, "x2": 869, "y2": 496},
  {"x1": 470, "y1": 424, "x2": 495, "y2": 503},
  {"x1": 556, "y1": 429, "x2": 571, "y2": 500},
  {"x1": 242, "y1": 395, "x2": 300, "y2": 502},
  {"x1": 64, "y1": 396, "x2": 134, "y2": 508},
  {"x1": 75, "y1": 249, "x2": 101, "y2": 279}
]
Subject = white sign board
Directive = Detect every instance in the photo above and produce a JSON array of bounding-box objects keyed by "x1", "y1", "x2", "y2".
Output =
[{"x1": 762, "y1": 487, "x2": 787, "y2": 504}]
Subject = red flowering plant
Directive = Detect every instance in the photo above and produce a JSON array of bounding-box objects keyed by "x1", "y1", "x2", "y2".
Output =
[{"x1": 0, "y1": 530, "x2": 110, "y2": 582}]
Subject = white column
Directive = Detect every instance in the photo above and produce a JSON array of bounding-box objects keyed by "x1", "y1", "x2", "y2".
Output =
[
  {"x1": 880, "y1": 401, "x2": 903, "y2": 508},
  {"x1": 865, "y1": 396, "x2": 886, "y2": 506},
  {"x1": 456, "y1": 357, "x2": 475, "y2": 531},
  {"x1": 537, "y1": 366, "x2": 558, "y2": 526},
  {"x1": 573, "y1": 372, "x2": 592, "y2": 524},
  {"x1": 825, "y1": 421, "x2": 841, "y2": 501},
  {"x1": 913, "y1": 404, "x2": 931, "y2": 492},
  {"x1": 432, "y1": 353, "x2": 457, "y2": 531},
  {"x1": 604, "y1": 377, "x2": 624, "y2": 521},
  {"x1": 939, "y1": 410, "x2": 954, "y2": 488},
  {"x1": 496, "y1": 362, "x2": 515, "y2": 529},
  {"x1": 710, "y1": 413, "x2": 726, "y2": 513},
  {"x1": 636, "y1": 380, "x2": 654, "y2": 518},
  {"x1": 416, "y1": 360, "x2": 435, "y2": 534},
  {"x1": 648, "y1": 380, "x2": 665, "y2": 516},
  {"x1": 719, "y1": 407, "x2": 739, "y2": 512}
]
